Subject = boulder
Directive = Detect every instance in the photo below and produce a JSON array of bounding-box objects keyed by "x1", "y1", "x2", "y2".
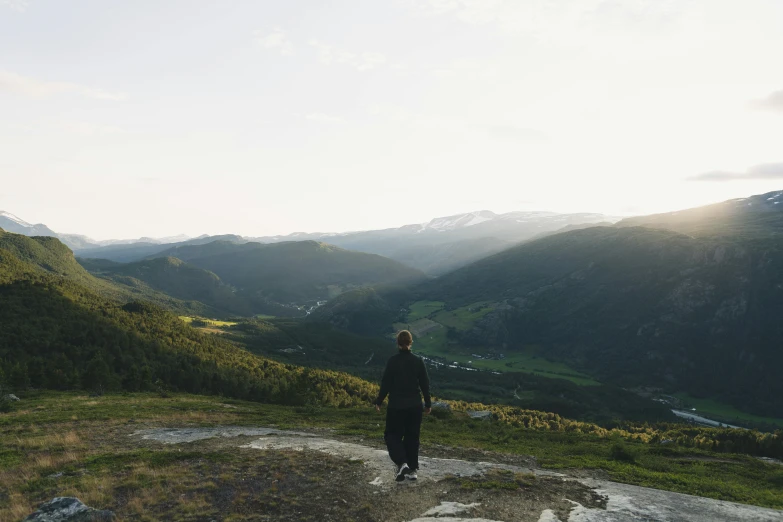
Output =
[
  {"x1": 6, "y1": 394, "x2": 20, "y2": 401},
  {"x1": 24, "y1": 497, "x2": 115, "y2": 522},
  {"x1": 467, "y1": 410, "x2": 492, "y2": 420}
]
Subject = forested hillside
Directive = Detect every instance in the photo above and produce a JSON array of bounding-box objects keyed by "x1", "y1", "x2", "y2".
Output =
[
  {"x1": 72, "y1": 234, "x2": 246, "y2": 263},
  {"x1": 421, "y1": 226, "x2": 783, "y2": 417},
  {"x1": 0, "y1": 229, "x2": 376, "y2": 406},
  {"x1": 148, "y1": 240, "x2": 427, "y2": 306},
  {"x1": 79, "y1": 256, "x2": 257, "y2": 317},
  {"x1": 617, "y1": 190, "x2": 783, "y2": 239},
  {"x1": 313, "y1": 220, "x2": 783, "y2": 421}
]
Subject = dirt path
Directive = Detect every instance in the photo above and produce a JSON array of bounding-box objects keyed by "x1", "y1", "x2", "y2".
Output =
[{"x1": 135, "y1": 426, "x2": 783, "y2": 522}]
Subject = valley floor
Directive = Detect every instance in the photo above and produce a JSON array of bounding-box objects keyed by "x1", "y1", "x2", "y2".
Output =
[{"x1": 2, "y1": 393, "x2": 782, "y2": 521}]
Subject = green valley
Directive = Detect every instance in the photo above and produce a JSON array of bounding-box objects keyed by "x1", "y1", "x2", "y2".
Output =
[{"x1": 394, "y1": 301, "x2": 599, "y2": 385}]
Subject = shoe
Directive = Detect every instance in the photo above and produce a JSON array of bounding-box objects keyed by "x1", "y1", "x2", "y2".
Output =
[
  {"x1": 405, "y1": 471, "x2": 418, "y2": 481},
  {"x1": 395, "y1": 464, "x2": 412, "y2": 482}
]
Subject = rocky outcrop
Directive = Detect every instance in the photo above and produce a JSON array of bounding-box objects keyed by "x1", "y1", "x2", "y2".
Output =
[
  {"x1": 137, "y1": 426, "x2": 783, "y2": 522},
  {"x1": 24, "y1": 497, "x2": 115, "y2": 522}
]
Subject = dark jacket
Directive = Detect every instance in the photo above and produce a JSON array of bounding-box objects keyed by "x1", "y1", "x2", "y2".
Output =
[{"x1": 374, "y1": 350, "x2": 431, "y2": 409}]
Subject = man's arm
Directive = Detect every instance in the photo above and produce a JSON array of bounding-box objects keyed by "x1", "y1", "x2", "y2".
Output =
[
  {"x1": 374, "y1": 359, "x2": 392, "y2": 406},
  {"x1": 419, "y1": 359, "x2": 431, "y2": 409}
]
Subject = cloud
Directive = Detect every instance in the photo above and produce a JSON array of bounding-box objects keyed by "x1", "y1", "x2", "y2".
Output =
[
  {"x1": 309, "y1": 40, "x2": 387, "y2": 71},
  {"x1": 0, "y1": 70, "x2": 126, "y2": 101},
  {"x1": 689, "y1": 162, "x2": 783, "y2": 182},
  {"x1": 1, "y1": 0, "x2": 28, "y2": 12},
  {"x1": 750, "y1": 89, "x2": 783, "y2": 112},
  {"x1": 254, "y1": 28, "x2": 294, "y2": 56},
  {"x1": 305, "y1": 113, "x2": 345, "y2": 124}
]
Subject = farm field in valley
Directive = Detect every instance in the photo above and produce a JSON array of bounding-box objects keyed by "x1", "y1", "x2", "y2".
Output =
[{"x1": 397, "y1": 302, "x2": 600, "y2": 386}]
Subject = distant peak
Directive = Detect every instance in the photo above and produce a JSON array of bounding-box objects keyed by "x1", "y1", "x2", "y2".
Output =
[
  {"x1": 0, "y1": 211, "x2": 32, "y2": 228},
  {"x1": 424, "y1": 210, "x2": 498, "y2": 232}
]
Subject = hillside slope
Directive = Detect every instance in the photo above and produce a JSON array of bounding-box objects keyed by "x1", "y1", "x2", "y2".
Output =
[
  {"x1": 0, "y1": 211, "x2": 58, "y2": 238},
  {"x1": 150, "y1": 240, "x2": 427, "y2": 306},
  {"x1": 0, "y1": 238, "x2": 377, "y2": 406},
  {"x1": 79, "y1": 256, "x2": 256, "y2": 317},
  {"x1": 73, "y1": 234, "x2": 246, "y2": 263},
  {"x1": 617, "y1": 190, "x2": 783, "y2": 238},
  {"x1": 0, "y1": 228, "x2": 227, "y2": 317},
  {"x1": 422, "y1": 226, "x2": 783, "y2": 416},
  {"x1": 253, "y1": 211, "x2": 616, "y2": 274}
]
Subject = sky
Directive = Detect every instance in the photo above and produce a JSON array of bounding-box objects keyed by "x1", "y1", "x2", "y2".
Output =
[{"x1": 1, "y1": 0, "x2": 782, "y2": 240}]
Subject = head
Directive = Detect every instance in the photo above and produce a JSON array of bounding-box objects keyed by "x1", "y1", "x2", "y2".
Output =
[{"x1": 396, "y1": 330, "x2": 413, "y2": 351}]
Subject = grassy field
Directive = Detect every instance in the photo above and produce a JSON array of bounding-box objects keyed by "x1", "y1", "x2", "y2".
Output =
[
  {"x1": 178, "y1": 316, "x2": 238, "y2": 327},
  {"x1": 414, "y1": 342, "x2": 600, "y2": 386},
  {"x1": 432, "y1": 302, "x2": 495, "y2": 331},
  {"x1": 674, "y1": 393, "x2": 783, "y2": 429},
  {"x1": 406, "y1": 300, "x2": 445, "y2": 321},
  {"x1": 1, "y1": 392, "x2": 781, "y2": 519},
  {"x1": 401, "y1": 302, "x2": 599, "y2": 386}
]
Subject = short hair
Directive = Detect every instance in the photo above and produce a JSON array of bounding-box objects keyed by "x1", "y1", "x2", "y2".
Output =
[{"x1": 396, "y1": 330, "x2": 413, "y2": 350}]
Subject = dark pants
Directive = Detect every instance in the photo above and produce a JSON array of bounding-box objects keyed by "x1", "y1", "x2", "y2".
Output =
[{"x1": 384, "y1": 405, "x2": 423, "y2": 470}]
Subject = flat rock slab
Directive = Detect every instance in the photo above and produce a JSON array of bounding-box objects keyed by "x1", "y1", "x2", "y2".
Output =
[
  {"x1": 137, "y1": 427, "x2": 783, "y2": 522},
  {"x1": 134, "y1": 426, "x2": 313, "y2": 444},
  {"x1": 243, "y1": 434, "x2": 550, "y2": 484},
  {"x1": 567, "y1": 479, "x2": 783, "y2": 522},
  {"x1": 409, "y1": 519, "x2": 503, "y2": 522}
]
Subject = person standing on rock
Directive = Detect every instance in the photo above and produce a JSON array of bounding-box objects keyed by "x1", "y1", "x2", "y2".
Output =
[{"x1": 374, "y1": 329, "x2": 431, "y2": 482}]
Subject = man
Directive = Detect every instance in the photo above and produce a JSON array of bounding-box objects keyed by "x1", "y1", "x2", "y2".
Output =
[{"x1": 374, "y1": 330, "x2": 431, "y2": 482}]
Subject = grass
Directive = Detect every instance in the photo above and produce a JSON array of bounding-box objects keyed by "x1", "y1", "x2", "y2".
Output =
[
  {"x1": 406, "y1": 300, "x2": 445, "y2": 321},
  {"x1": 431, "y1": 302, "x2": 495, "y2": 331},
  {"x1": 468, "y1": 347, "x2": 600, "y2": 386},
  {"x1": 413, "y1": 334, "x2": 599, "y2": 386},
  {"x1": 454, "y1": 469, "x2": 537, "y2": 490},
  {"x1": 402, "y1": 301, "x2": 599, "y2": 385},
  {"x1": 673, "y1": 393, "x2": 783, "y2": 429},
  {"x1": 2, "y1": 391, "x2": 781, "y2": 518},
  {"x1": 394, "y1": 318, "x2": 444, "y2": 338},
  {"x1": 0, "y1": 393, "x2": 372, "y2": 521},
  {"x1": 179, "y1": 316, "x2": 238, "y2": 327}
]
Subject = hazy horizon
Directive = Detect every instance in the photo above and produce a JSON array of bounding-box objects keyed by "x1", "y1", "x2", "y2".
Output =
[{"x1": 2, "y1": 1, "x2": 782, "y2": 239}]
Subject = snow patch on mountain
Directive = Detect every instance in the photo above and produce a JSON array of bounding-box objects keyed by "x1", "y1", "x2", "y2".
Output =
[
  {"x1": 0, "y1": 211, "x2": 33, "y2": 228},
  {"x1": 424, "y1": 211, "x2": 497, "y2": 232}
]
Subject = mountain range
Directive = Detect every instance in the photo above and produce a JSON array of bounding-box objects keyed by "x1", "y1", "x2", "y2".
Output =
[
  {"x1": 617, "y1": 190, "x2": 783, "y2": 239},
  {"x1": 312, "y1": 190, "x2": 783, "y2": 419},
  {"x1": 1, "y1": 208, "x2": 617, "y2": 274},
  {"x1": 4, "y1": 190, "x2": 783, "y2": 424},
  {"x1": 0, "y1": 211, "x2": 196, "y2": 251},
  {"x1": 251, "y1": 210, "x2": 618, "y2": 274},
  {"x1": 77, "y1": 240, "x2": 425, "y2": 316},
  {"x1": 0, "y1": 211, "x2": 58, "y2": 238}
]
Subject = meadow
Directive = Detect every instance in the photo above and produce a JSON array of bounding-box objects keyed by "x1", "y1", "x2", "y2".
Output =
[
  {"x1": 400, "y1": 302, "x2": 599, "y2": 386},
  {"x1": 178, "y1": 316, "x2": 238, "y2": 327}
]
